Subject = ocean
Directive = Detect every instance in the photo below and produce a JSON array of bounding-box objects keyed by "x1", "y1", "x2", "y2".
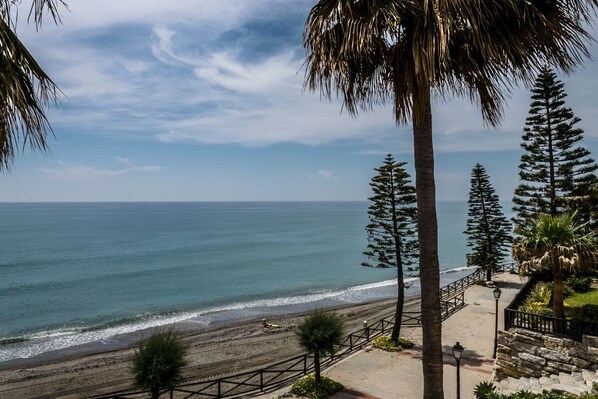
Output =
[{"x1": 0, "y1": 201, "x2": 496, "y2": 363}]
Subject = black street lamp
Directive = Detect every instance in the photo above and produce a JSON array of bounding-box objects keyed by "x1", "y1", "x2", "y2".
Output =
[
  {"x1": 452, "y1": 342, "x2": 464, "y2": 399},
  {"x1": 493, "y1": 287, "x2": 502, "y2": 359}
]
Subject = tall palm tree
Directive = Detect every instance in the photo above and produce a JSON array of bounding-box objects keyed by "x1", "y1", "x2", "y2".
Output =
[
  {"x1": 0, "y1": 0, "x2": 64, "y2": 171},
  {"x1": 303, "y1": 1, "x2": 596, "y2": 397},
  {"x1": 513, "y1": 212, "x2": 597, "y2": 320}
]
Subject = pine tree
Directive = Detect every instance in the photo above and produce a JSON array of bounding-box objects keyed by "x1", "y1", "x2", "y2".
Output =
[
  {"x1": 513, "y1": 66, "x2": 598, "y2": 230},
  {"x1": 464, "y1": 164, "x2": 512, "y2": 281},
  {"x1": 362, "y1": 154, "x2": 418, "y2": 342}
]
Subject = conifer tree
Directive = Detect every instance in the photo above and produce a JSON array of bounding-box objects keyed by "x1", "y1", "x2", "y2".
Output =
[
  {"x1": 513, "y1": 66, "x2": 597, "y2": 230},
  {"x1": 363, "y1": 154, "x2": 418, "y2": 342},
  {"x1": 464, "y1": 164, "x2": 512, "y2": 281}
]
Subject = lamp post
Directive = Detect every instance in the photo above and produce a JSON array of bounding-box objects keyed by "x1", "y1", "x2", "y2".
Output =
[
  {"x1": 452, "y1": 342, "x2": 464, "y2": 399},
  {"x1": 493, "y1": 287, "x2": 502, "y2": 359}
]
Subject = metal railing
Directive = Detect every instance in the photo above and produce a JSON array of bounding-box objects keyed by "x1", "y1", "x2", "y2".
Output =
[
  {"x1": 91, "y1": 264, "x2": 514, "y2": 399},
  {"x1": 504, "y1": 308, "x2": 598, "y2": 341},
  {"x1": 503, "y1": 271, "x2": 598, "y2": 341},
  {"x1": 439, "y1": 262, "x2": 518, "y2": 300}
]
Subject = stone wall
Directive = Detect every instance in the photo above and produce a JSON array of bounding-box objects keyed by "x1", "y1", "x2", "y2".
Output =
[{"x1": 494, "y1": 328, "x2": 598, "y2": 380}]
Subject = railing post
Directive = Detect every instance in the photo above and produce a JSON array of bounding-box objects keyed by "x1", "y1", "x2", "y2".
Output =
[
  {"x1": 217, "y1": 379, "x2": 221, "y2": 399},
  {"x1": 303, "y1": 355, "x2": 307, "y2": 374},
  {"x1": 349, "y1": 335, "x2": 353, "y2": 351},
  {"x1": 260, "y1": 370, "x2": 264, "y2": 391},
  {"x1": 170, "y1": 389, "x2": 173, "y2": 399},
  {"x1": 381, "y1": 319, "x2": 385, "y2": 333}
]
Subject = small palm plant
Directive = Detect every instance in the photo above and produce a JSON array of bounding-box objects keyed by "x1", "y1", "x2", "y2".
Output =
[
  {"x1": 131, "y1": 330, "x2": 188, "y2": 399},
  {"x1": 513, "y1": 212, "x2": 598, "y2": 319},
  {"x1": 295, "y1": 311, "x2": 344, "y2": 384}
]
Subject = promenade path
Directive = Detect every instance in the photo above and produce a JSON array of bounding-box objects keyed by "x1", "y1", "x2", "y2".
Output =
[{"x1": 268, "y1": 272, "x2": 526, "y2": 399}]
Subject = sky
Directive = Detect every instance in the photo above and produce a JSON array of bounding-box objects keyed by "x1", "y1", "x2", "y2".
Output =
[{"x1": 1, "y1": 0, "x2": 597, "y2": 202}]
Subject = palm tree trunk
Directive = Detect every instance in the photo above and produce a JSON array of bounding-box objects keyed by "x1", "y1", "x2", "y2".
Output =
[
  {"x1": 392, "y1": 236, "x2": 404, "y2": 341},
  {"x1": 314, "y1": 351, "x2": 321, "y2": 384},
  {"x1": 552, "y1": 264, "x2": 566, "y2": 320},
  {"x1": 412, "y1": 83, "x2": 444, "y2": 399}
]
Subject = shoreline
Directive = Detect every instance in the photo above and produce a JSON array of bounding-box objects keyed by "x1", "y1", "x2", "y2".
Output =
[
  {"x1": 0, "y1": 294, "x2": 419, "y2": 370},
  {"x1": 0, "y1": 295, "x2": 423, "y2": 399},
  {"x1": 0, "y1": 266, "x2": 478, "y2": 368}
]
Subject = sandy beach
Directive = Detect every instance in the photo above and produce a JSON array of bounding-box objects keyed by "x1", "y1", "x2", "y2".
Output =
[
  {"x1": 0, "y1": 295, "x2": 420, "y2": 399},
  {"x1": 0, "y1": 271, "x2": 525, "y2": 399}
]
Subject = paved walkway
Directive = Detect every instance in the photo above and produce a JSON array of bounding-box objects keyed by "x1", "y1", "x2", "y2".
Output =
[{"x1": 267, "y1": 272, "x2": 526, "y2": 399}]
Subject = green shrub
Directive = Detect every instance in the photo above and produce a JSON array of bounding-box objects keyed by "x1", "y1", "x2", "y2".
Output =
[
  {"x1": 474, "y1": 381, "x2": 496, "y2": 398},
  {"x1": 131, "y1": 330, "x2": 188, "y2": 399},
  {"x1": 475, "y1": 389, "x2": 598, "y2": 399},
  {"x1": 527, "y1": 283, "x2": 552, "y2": 304},
  {"x1": 371, "y1": 336, "x2": 414, "y2": 352},
  {"x1": 566, "y1": 275, "x2": 593, "y2": 293},
  {"x1": 578, "y1": 304, "x2": 598, "y2": 322},
  {"x1": 290, "y1": 375, "x2": 343, "y2": 399}
]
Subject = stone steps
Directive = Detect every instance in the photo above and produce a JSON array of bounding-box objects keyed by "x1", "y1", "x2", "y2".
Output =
[{"x1": 496, "y1": 369, "x2": 598, "y2": 396}]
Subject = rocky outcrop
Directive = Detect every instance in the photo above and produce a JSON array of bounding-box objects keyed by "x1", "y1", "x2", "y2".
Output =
[{"x1": 494, "y1": 329, "x2": 598, "y2": 395}]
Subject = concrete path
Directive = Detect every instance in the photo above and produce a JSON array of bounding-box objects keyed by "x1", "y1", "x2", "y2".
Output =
[
  {"x1": 324, "y1": 272, "x2": 526, "y2": 399},
  {"x1": 265, "y1": 272, "x2": 526, "y2": 399}
]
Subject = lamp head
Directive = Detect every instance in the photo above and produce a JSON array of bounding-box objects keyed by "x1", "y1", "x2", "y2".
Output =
[
  {"x1": 452, "y1": 342, "x2": 464, "y2": 360},
  {"x1": 493, "y1": 287, "x2": 502, "y2": 300}
]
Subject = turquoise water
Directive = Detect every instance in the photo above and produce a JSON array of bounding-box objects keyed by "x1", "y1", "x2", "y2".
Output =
[{"x1": 0, "y1": 201, "x2": 484, "y2": 362}]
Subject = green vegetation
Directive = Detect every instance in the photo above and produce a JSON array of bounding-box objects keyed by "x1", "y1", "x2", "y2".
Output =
[
  {"x1": 303, "y1": 1, "x2": 597, "y2": 396},
  {"x1": 371, "y1": 336, "x2": 414, "y2": 352},
  {"x1": 565, "y1": 290, "x2": 598, "y2": 308},
  {"x1": 478, "y1": 391, "x2": 598, "y2": 399},
  {"x1": 131, "y1": 330, "x2": 188, "y2": 399},
  {"x1": 363, "y1": 154, "x2": 418, "y2": 341},
  {"x1": 519, "y1": 278, "x2": 598, "y2": 321},
  {"x1": 0, "y1": 0, "x2": 64, "y2": 171},
  {"x1": 513, "y1": 67, "x2": 597, "y2": 231},
  {"x1": 474, "y1": 381, "x2": 497, "y2": 399},
  {"x1": 464, "y1": 163, "x2": 512, "y2": 281},
  {"x1": 513, "y1": 212, "x2": 598, "y2": 318},
  {"x1": 290, "y1": 375, "x2": 343, "y2": 399},
  {"x1": 474, "y1": 381, "x2": 598, "y2": 398},
  {"x1": 295, "y1": 311, "x2": 344, "y2": 384}
]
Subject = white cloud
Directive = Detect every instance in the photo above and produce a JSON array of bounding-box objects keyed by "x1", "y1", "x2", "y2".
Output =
[
  {"x1": 39, "y1": 158, "x2": 163, "y2": 180},
  {"x1": 317, "y1": 170, "x2": 333, "y2": 180},
  {"x1": 18, "y1": 1, "x2": 598, "y2": 155}
]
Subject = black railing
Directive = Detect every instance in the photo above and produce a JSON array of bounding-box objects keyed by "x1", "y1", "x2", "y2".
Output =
[
  {"x1": 91, "y1": 264, "x2": 515, "y2": 399},
  {"x1": 504, "y1": 308, "x2": 598, "y2": 341},
  {"x1": 439, "y1": 262, "x2": 518, "y2": 300},
  {"x1": 503, "y1": 273, "x2": 598, "y2": 341}
]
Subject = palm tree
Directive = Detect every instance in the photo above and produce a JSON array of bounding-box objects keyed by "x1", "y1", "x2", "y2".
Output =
[
  {"x1": 0, "y1": 0, "x2": 64, "y2": 171},
  {"x1": 513, "y1": 212, "x2": 597, "y2": 320},
  {"x1": 303, "y1": 1, "x2": 596, "y2": 397},
  {"x1": 131, "y1": 330, "x2": 188, "y2": 399},
  {"x1": 295, "y1": 311, "x2": 344, "y2": 384}
]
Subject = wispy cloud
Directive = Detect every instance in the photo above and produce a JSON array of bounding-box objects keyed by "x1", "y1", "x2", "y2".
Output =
[
  {"x1": 20, "y1": 1, "x2": 598, "y2": 153},
  {"x1": 39, "y1": 158, "x2": 163, "y2": 180},
  {"x1": 317, "y1": 170, "x2": 333, "y2": 180}
]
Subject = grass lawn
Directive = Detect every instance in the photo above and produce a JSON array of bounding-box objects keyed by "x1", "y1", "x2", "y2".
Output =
[{"x1": 565, "y1": 289, "x2": 598, "y2": 309}]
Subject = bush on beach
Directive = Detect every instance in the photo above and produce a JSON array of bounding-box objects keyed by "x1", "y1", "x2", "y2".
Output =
[
  {"x1": 131, "y1": 330, "x2": 188, "y2": 399},
  {"x1": 295, "y1": 311, "x2": 344, "y2": 384}
]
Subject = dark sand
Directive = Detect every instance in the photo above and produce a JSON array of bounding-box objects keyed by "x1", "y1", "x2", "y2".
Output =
[{"x1": 0, "y1": 296, "x2": 421, "y2": 399}]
